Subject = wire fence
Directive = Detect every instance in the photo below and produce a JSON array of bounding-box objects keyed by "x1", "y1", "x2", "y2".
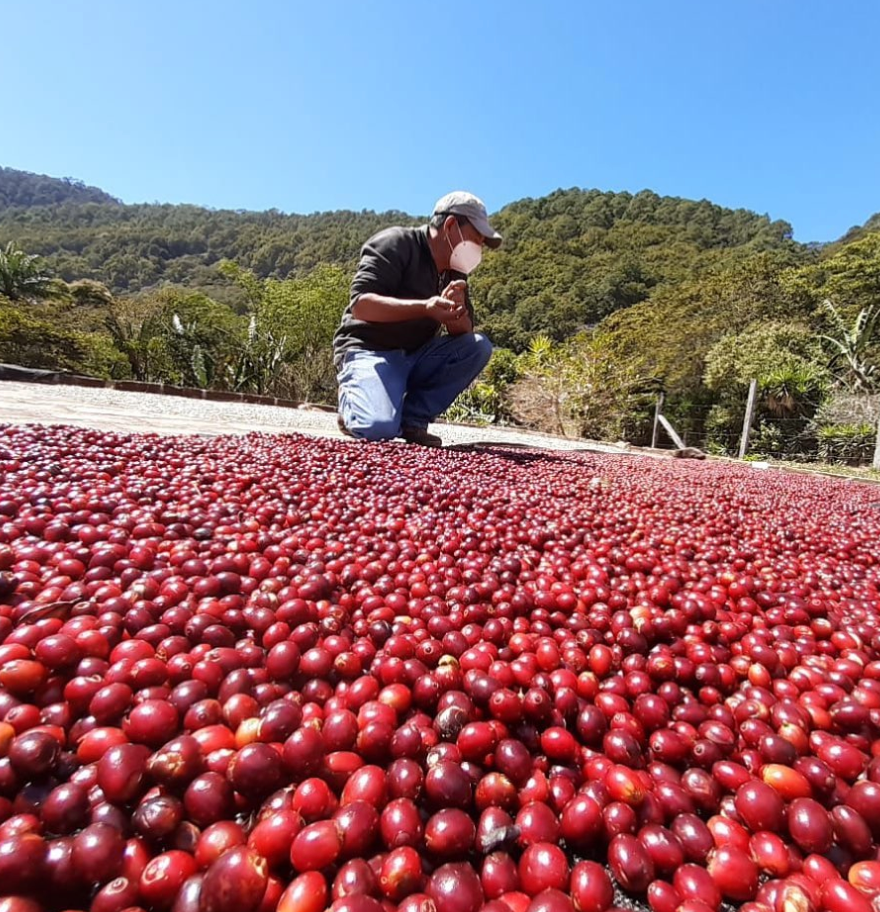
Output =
[{"x1": 650, "y1": 387, "x2": 880, "y2": 468}]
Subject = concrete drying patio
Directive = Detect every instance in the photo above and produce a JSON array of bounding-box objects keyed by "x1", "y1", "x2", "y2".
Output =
[{"x1": 1, "y1": 380, "x2": 627, "y2": 454}]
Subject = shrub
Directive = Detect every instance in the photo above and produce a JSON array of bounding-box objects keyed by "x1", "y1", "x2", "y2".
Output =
[
  {"x1": 816, "y1": 424, "x2": 875, "y2": 465},
  {"x1": 444, "y1": 348, "x2": 520, "y2": 426},
  {"x1": 0, "y1": 303, "x2": 130, "y2": 379},
  {"x1": 812, "y1": 391, "x2": 879, "y2": 427},
  {"x1": 748, "y1": 421, "x2": 785, "y2": 459},
  {"x1": 704, "y1": 404, "x2": 740, "y2": 454}
]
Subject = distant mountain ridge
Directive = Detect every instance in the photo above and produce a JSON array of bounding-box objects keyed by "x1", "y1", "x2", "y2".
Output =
[{"x1": 0, "y1": 167, "x2": 120, "y2": 208}]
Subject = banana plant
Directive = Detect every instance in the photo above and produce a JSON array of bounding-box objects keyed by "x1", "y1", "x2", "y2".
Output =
[{"x1": 819, "y1": 298, "x2": 879, "y2": 391}]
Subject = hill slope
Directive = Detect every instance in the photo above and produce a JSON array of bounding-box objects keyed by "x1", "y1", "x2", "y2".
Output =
[
  {"x1": 0, "y1": 167, "x2": 809, "y2": 347},
  {"x1": 470, "y1": 188, "x2": 800, "y2": 346},
  {"x1": 0, "y1": 167, "x2": 120, "y2": 208}
]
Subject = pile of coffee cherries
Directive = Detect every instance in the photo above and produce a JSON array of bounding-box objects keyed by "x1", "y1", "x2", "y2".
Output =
[{"x1": 1, "y1": 423, "x2": 879, "y2": 912}]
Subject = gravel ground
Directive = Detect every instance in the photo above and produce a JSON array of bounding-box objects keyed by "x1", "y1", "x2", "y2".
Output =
[{"x1": 1, "y1": 380, "x2": 629, "y2": 454}]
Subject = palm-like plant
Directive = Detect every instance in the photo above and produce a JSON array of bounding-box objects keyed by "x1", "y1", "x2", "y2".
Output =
[
  {"x1": 519, "y1": 333, "x2": 556, "y2": 372},
  {"x1": 759, "y1": 364, "x2": 826, "y2": 418},
  {"x1": 228, "y1": 315, "x2": 288, "y2": 395},
  {"x1": 0, "y1": 242, "x2": 58, "y2": 301},
  {"x1": 820, "y1": 298, "x2": 879, "y2": 391}
]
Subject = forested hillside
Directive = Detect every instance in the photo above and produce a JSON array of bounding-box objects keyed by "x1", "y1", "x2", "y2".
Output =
[
  {"x1": 0, "y1": 167, "x2": 804, "y2": 349},
  {"x1": 0, "y1": 167, "x2": 120, "y2": 208},
  {"x1": 469, "y1": 188, "x2": 799, "y2": 348},
  {"x1": 2, "y1": 165, "x2": 879, "y2": 463}
]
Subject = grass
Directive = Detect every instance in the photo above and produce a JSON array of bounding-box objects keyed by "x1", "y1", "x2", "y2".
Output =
[{"x1": 758, "y1": 457, "x2": 880, "y2": 483}]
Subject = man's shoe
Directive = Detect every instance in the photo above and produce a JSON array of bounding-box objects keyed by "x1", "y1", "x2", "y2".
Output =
[
  {"x1": 402, "y1": 426, "x2": 443, "y2": 448},
  {"x1": 337, "y1": 415, "x2": 355, "y2": 438}
]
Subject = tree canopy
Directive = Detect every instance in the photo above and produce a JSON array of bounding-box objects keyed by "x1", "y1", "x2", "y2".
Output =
[
  {"x1": 0, "y1": 167, "x2": 120, "y2": 208},
  {"x1": 2, "y1": 170, "x2": 796, "y2": 314}
]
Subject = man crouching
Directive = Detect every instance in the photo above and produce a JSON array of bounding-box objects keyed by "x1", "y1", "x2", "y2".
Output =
[{"x1": 333, "y1": 191, "x2": 501, "y2": 447}]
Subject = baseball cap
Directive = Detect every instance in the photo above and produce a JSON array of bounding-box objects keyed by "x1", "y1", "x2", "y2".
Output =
[{"x1": 432, "y1": 191, "x2": 503, "y2": 249}]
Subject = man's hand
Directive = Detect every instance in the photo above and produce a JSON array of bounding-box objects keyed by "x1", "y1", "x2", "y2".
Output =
[
  {"x1": 425, "y1": 280, "x2": 468, "y2": 326},
  {"x1": 425, "y1": 296, "x2": 465, "y2": 324},
  {"x1": 441, "y1": 279, "x2": 468, "y2": 307}
]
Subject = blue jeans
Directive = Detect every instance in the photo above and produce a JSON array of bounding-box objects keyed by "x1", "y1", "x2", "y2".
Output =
[{"x1": 337, "y1": 333, "x2": 493, "y2": 441}]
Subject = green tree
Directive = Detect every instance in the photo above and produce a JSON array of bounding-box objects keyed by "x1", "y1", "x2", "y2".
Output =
[
  {"x1": 227, "y1": 315, "x2": 288, "y2": 395},
  {"x1": 592, "y1": 252, "x2": 801, "y2": 403},
  {"x1": 444, "y1": 348, "x2": 521, "y2": 425},
  {"x1": 68, "y1": 279, "x2": 114, "y2": 309},
  {"x1": 783, "y1": 232, "x2": 880, "y2": 314},
  {"x1": 0, "y1": 299, "x2": 129, "y2": 378},
  {"x1": 568, "y1": 331, "x2": 660, "y2": 443},
  {"x1": 505, "y1": 335, "x2": 595, "y2": 437},
  {"x1": 759, "y1": 364, "x2": 827, "y2": 420},
  {"x1": 703, "y1": 322, "x2": 829, "y2": 455},
  {"x1": 105, "y1": 296, "x2": 177, "y2": 382},
  {"x1": 0, "y1": 166, "x2": 119, "y2": 207},
  {"x1": 225, "y1": 261, "x2": 349, "y2": 402},
  {"x1": 703, "y1": 321, "x2": 827, "y2": 394}
]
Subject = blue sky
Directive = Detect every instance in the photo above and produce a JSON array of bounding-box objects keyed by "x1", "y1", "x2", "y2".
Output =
[{"x1": 3, "y1": 1, "x2": 878, "y2": 242}]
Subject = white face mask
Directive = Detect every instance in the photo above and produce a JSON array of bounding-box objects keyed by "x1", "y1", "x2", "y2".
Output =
[{"x1": 447, "y1": 222, "x2": 483, "y2": 274}]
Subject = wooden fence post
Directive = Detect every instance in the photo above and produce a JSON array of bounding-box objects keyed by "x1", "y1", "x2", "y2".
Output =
[
  {"x1": 739, "y1": 379, "x2": 758, "y2": 459},
  {"x1": 658, "y1": 415, "x2": 686, "y2": 450},
  {"x1": 651, "y1": 392, "x2": 664, "y2": 449},
  {"x1": 873, "y1": 402, "x2": 880, "y2": 470}
]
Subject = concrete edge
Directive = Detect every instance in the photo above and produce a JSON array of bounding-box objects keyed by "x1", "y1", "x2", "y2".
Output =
[{"x1": 3, "y1": 371, "x2": 333, "y2": 412}]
